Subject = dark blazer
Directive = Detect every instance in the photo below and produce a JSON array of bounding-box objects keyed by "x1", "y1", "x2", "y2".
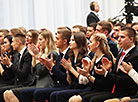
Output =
[
  {"x1": 69, "y1": 54, "x2": 90, "y2": 89},
  {"x1": 107, "y1": 46, "x2": 138, "y2": 95},
  {"x1": 107, "y1": 37, "x2": 118, "y2": 58},
  {"x1": 87, "y1": 12, "x2": 100, "y2": 26},
  {"x1": 0, "y1": 52, "x2": 16, "y2": 86},
  {"x1": 51, "y1": 49, "x2": 70, "y2": 88},
  {"x1": 34, "y1": 50, "x2": 58, "y2": 88},
  {"x1": 90, "y1": 54, "x2": 114, "y2": 91},
  {"x1": 0, "y1": 64, "x2": 15, "y2": 86},
  {"x1": 33, "y1": 51, "x2": 58, "y2": 79},
  {"x1": 9, "y1": 48, "x2": 32, "y2": 86}
]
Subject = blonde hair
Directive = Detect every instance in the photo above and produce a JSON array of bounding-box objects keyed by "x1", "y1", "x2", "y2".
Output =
[
  {"x1": 90, "y1": 33, "x2": 115, "y2": 71},
  {"x1": 39, "y1": 30, "x2": 57, "y2": 57}
]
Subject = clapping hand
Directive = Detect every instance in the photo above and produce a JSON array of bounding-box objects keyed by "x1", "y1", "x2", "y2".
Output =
[
  {"x1": 1, "y1": 54, "x2": 12, "y2": 66},
  {"x1": 28, "y1": 43, "x2": 39, "y2": 57},
  {"x1": 119, "y1": 61, "x2": 133, "y2": 74},
  {"x1": 95, "y1": 57, "x2": 112, "y2": 76},
  {"x1": 61, "y1": 58, "x2": 72, "y2": 71},
  {"x1": 39, "y1": 54, "x2": 54, "y2": 71},
  {"x1": 82, "y1": 58, "x2": 91, "y2": 71},
  {"x1": 101, "y1": 57, "x2": 112, "y2": 71},
  {"x1": 77, "y1": 58, "x2": 91, "y2": 77}
]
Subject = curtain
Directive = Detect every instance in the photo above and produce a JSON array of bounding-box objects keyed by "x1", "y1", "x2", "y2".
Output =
[{"x1": 0, "y1": 0, "x2": 137, "y2": 33}]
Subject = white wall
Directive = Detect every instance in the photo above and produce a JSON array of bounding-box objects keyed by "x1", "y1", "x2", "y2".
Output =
[{"x1": 0, "y1": 0, "x2": 137, "y2": 33}]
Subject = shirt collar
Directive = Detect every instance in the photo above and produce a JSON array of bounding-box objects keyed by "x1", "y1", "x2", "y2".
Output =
[
  {"x1": 95, "y1": 54, "x2": 104, "y2": 63},
  {"x1": 19, "y1": 46, "x2": 27, "y2": 55},
  {"x1": 61, "y1": 46, "x2": 70, "y2": 56},
  {"x1": 92, "y1": 11, "x2": 98, "y2": 16},
  {"x1": 123, "y1": 45, "x2": 135, "y2": 55}
]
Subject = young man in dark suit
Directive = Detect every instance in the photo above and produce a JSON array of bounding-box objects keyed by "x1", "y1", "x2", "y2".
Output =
[
  {"x1": 86, "y1": 27, "x2": 138, "y2": 102},
  {"x1": 0, "y1": 33, "x2": 32, "y2": 102},
  {"x1": 86, "y1": 1, "x2": 100, "y2": 26},
  {"x1": 21, "y1": 28, "x2": 72, "y2": 102},
  {"x1": 95, "y1": 21, "x2": 118, "y2": 58}
]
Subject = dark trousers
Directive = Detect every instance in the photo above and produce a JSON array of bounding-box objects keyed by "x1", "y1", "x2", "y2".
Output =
[
  {"x1": 50, "y1": 87, "x2": 91, "y2": 102},
  {"x1": 12, "y1": 86, "x2": 35, "y2": 102},
  {"x1": 22, "y1": 87, "x2": 69, "y2": 102},
  {"x1": 0, "y1": 85, "x2": 21, "y2": 102},
  {"x1": 21, "y1": 88, "x2": 37, "y2": 102},
  {"x1": 81, "y1": 91, "x2": 136, "y2": 102}
]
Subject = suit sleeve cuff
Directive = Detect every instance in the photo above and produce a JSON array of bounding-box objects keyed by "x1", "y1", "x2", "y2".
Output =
[
  {"x1": 50, "y1": 65, "x2": 55, "y2": 75},
  {"x1": 104, "y1": 71, "x2": 108, "y2": 77},
  {"x1": 128, "y1": 69, "x2": 138, "y2": 85},
  {"x1": 7, "y1": 62, "x2": 13, "y2": 68},
  {"x1": 128, "y1": 69, "x2": 135, "y2": 76}
]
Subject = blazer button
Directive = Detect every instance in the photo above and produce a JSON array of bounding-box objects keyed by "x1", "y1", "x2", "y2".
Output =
[{"x1": 17, "y1": 78, "x2": 19, "y2": 81}]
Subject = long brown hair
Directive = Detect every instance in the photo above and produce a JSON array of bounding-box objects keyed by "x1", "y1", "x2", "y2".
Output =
[
  {"x1": 69, "y1": 32, "x2": 88, "y2": 67},
  {"x1": 27, "y1": 30, "x2": 39, "y2": 45}
]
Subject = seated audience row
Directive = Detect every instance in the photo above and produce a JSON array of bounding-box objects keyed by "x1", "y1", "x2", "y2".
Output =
[{"x1": 0, "y1": 21, "x2": 137, "y2": 102}]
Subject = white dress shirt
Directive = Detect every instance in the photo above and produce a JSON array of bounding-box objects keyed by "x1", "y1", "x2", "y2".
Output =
[{"x1": 128, "y1": 69, "x2": 138, "y2": 85}]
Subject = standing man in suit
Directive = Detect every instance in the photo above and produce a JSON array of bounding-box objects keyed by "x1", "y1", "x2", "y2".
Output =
[
  {"x1": 0, "y1": 33, "x2": 32, "y2": 102},
  {"x1": 86, "y1": 1, "x2": 100, "y2": 26},
  {"x1": 87, "y1": 27, "x2": 138, "y2": 102}
]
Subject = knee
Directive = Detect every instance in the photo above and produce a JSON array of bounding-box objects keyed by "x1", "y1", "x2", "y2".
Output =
[
  {"x1": 121, "y1": 97, "x2": 131, "y2": 102},
  {"x1": 104, "y1": 98, "x2": 121, "y2": 102},
  {"x1": 49, "y1": 92, "x2": 57, "y2": 102},
  {"x1": 33, "y1": 91, "x2": 38, "y2": 99},
  {"x1": 50, "y1": 91, "x2": 57, "y2": 99},
  {"x1": 3, "y1": 90, "x2": 9, "y2": 100},
  {"x1": 68, "y1": 95, "x2": 82, "y2": 102},
  {"x1": 3, "y1": 90, "x2": 13, "y2": 99}
]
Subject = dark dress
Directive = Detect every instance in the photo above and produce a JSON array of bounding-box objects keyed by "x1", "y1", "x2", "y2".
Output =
[
  {"x1": 80, "y1": 54, "x2": 114, "y2": 102},
  {"x1": 0, "y1": 51, "x2": 16, "y2": 87},
  {"x1": 82, "y1": 47, "x2": 138, "y2": 102}
]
